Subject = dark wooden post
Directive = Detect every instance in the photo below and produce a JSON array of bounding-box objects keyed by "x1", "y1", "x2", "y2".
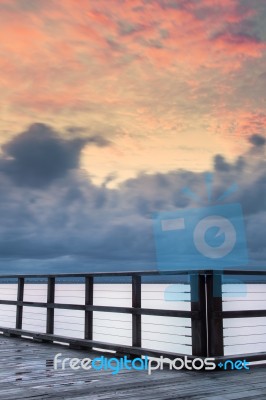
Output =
[
  {"x1": 46, "y1": 277, "x2": 55, "y2": 335},
  {"x1": 206, "y1": 272, "x2": 224, "y2": 357},
  {"x1": 85, "y1": 276, "x2": 93, "y2": 341},
  {"x1": 132, "y1": 275, "x2": 141, "y2": 348},
  {"x1": 190, "y1": 273, "x2": 208, "y2": 357},
  {"x1": 16, "y1": 277, "x2": 24, "y2": 330}
]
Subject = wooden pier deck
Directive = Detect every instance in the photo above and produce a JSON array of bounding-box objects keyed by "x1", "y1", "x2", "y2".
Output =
[{"x1": 0, "y1": 336, "x2": 266, "y2": 400}]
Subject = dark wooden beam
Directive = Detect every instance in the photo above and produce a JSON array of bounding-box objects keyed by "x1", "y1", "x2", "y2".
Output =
[
  {"x1": 206, "y1": 272, "x2": 224, "y2": 357},
  {"x1": 0, "y1": 326, "x2": 193, "y2": 361},
  {"x1": 132, "y1": 275, "x2": 141, "y2": 348},
  {"x1": 46, "y1": 277, "x2": 55, "y2": 335},
  {"x1": 85, "y1": 276, "x2": 93, "y2": 341},
  {"x1": 15, "y1": 278, "x2": 24, "y2": 330},
  {"x1": 0, "y1": 299, "x2": 194, "y2": 317},
  {"x1": 190, "y1": 273, "x2": 207, "y2": 357}
]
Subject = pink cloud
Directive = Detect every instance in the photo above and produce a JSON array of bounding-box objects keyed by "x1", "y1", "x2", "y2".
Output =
[
  {"x1": 212, "y1": 33, "x2": 266, "y2": 57},
  {"x1": 0, "y1": 0, "x2": 265, "y2": 115}
]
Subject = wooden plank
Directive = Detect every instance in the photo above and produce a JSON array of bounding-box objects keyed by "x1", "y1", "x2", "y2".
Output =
[
  {"x1": 0, "y1": 299, "x2": 194, "y2": 317},
  {"x1": 0, "y1": 326, "x2": 192, "y2": 359},
  {"x1": 0, "y1": 335, "x2": 266, "y2": 400},
  {"x1": 0, "y1": 269, "x2": 197, "y2": 279},
  {"x1": 222, "y1": 310, "x2": 266, "y2": 318}
]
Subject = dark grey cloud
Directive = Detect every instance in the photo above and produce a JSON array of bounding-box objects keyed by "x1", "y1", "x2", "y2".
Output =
[
  {"x1": 156, "y1": 0, "x2": 197, "y2": 10},
  {"x1": 211, "y1": 31, "x2": 262, "y2": 46},
  {"x1": 214, "y1": 155, "x2": 231, "y2": 172},
  {"x1": 249, "y1": 133, "x2": 266, "y2": 147},
  {"x1": 0, "y1": 126, "x2": 264, "y2": 274},
  {"x1": 118, "y1": 21, "x2": 145, "y2": 36},
  {"x1": 0, "y1": 123, "x2": 110, "y2": 188},
  {"x1": 87, "y1": 135, "x2": 111, "y2": 147},
  {"x1": 0, "y1": 0, "x2": 55, "y2": 13}
]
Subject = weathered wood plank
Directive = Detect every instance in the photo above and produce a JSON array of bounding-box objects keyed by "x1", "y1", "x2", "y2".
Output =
[{"x1": 0, "y1": 335, "x2": 266, "y2": 399}]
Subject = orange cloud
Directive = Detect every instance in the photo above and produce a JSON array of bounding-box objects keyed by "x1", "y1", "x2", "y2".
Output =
[{"x1": 0, "y1": 0, "x2": 265, "y2": 181}]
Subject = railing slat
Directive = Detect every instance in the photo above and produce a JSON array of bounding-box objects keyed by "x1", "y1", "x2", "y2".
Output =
[
  {"x1": 46, "y1": 277, "x2": 55, "y2": 335},
  {"x1": 206, "y1": 272, "x2": 224, "y2": 357},
  {"x1": 132, "y1": 275, "x2": 141, "y2": 347},
  {"x1": 16, "y1": 278, "x2": 24, "y2": 329},
  {"x1": 191, "y1": 274, "x2": 207, "y2": 357},
  {"x1": 85, "y1": 276, "x2": 93, "y2": 341}
]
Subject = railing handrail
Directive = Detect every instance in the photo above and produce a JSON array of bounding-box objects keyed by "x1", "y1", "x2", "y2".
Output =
[
  {"x1": 0, "y1": 268, "x2": 266, "y2": 279},
  {"x1": 1, "y1": 269, "x2": 194, "y2": 279}
]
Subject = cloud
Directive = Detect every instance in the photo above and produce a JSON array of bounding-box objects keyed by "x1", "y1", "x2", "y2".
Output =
[
  {"x1": 211, "y1": 32, "x2": 265, "y2": 57},
  {"x1": 87, "y1": 135, "x2": 111, "y2": 147},
  {"x1": 0, "y1": 123, "x2": 110, "y2": 188},
  {"x1": 0, "y1": 123, "x2": 264, "y2": 275},
  {"x1": 214, "y1": 154, "x2": 232, "y2": 172},
  {"x1": 1, "y1": 0, "x2": 265, "y2": 117},
  {"x1": 1, "y1": 0, "x2": 265, "y2": 167},
  {"x1": 249, "y1": 133, "x2": 266, "y2": 147}
]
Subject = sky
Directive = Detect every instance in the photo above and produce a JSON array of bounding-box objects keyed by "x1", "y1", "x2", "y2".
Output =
[{"x1": 0, "y1": 0, "x2": 265, "y2": 274}]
